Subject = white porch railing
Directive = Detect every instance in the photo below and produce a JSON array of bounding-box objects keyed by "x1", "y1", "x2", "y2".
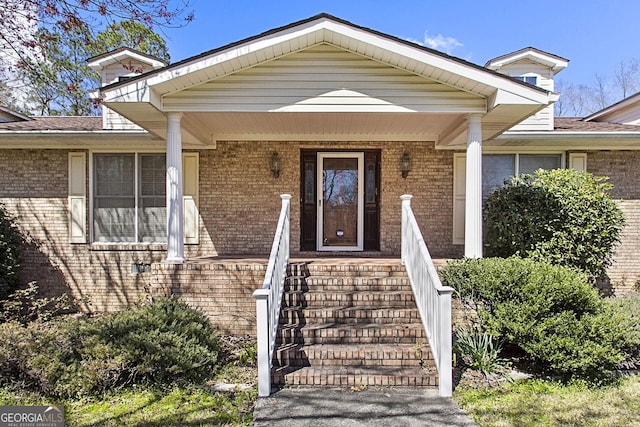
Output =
[
  {"x1": 253, "y1": 194, "x2": 291, "y2": 397},
  {"x1": 400, "y1": 195, "x2": 454, "y2": 397}
]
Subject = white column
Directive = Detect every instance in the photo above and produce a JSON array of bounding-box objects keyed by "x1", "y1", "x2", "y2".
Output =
[
  {"x1": 465, "y1": 114, "x2": 483, "y2": 258},
  {"x1": 165, "y1": 112, "x2": 184, "y2": 263}
]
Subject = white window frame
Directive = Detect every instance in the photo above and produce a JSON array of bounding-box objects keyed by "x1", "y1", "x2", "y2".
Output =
[
  {"x1": 453, "y1": 151, "x2": 565, "y2": 245},
  {"x1": 90, "y1": 150, "x2": 166, "y2": 244}
]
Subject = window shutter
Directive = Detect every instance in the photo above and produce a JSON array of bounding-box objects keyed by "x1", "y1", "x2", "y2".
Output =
[
  {"x1": 453, "y1": 153, "x2": 466, "y2": 245},
  {"x1": 568, "y1": 153, "x2": 587, "y2": 172},
  {"x1": 183, "y1": 152, "x2": 199, "y2": 244},
  {"x1": 68, "y1": 152, "x2": 87, "y2": 243}
]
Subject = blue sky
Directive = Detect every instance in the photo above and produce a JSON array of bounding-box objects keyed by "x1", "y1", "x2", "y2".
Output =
[{"x1": 162, "y1": 0, "x2": 639, "y2": 88}]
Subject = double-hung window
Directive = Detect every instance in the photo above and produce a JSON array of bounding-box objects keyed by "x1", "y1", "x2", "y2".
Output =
[
  {"x1": 93, "y1": 153, "x2": 166, "y2": 243},
  {"x1": 482, "y1": 153, "x2": 562, "y2": 200}
]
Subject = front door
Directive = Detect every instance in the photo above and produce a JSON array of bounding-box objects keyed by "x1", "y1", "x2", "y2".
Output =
[
  {"x1": 317, "y1": 152, "x2": 364, "y2": 251},
  {"x1": 300, "y1": 150, "x2": 380, "y2": 252}
]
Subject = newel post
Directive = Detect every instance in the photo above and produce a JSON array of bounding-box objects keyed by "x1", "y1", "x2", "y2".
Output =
[
  {"x1": 253, "y1": 288, "x2": 271, "y2": 397},
  {"x1": 438, "y1": 286, "x2": 454, "y2": 397},
  {"x1": 400, "y1": 195, "x2": 413, "y2": 264}
]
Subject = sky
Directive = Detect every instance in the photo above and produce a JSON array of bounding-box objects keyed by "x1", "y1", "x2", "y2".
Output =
[{"x1": 160, "y1": 0, "x2": 640, "y2": 88}]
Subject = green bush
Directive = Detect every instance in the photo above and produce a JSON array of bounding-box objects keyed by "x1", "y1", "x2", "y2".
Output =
[
  {"x1": 441, "y1": 257, "x2": 626, "y2": 380},
  {"x1": 606, "y1": 294, "x2": 640, "y2": 369},
  {"x1": 484, "y1": 169, "x2": 625, "y2": 279},
  {"x1": 0, "y1": 297, "x2": 221, "y2": 397},
  {"x1": 0, "y1": 282, "x2": 74, "y2": 324},
  {"x1": 0, "y1": 204, "x2": 22, "y2": 300}
]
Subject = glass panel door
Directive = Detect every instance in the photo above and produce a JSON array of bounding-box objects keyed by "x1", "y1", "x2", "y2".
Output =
[{"x1": 317, "y1": 152, "x2": 364, "y2": 251}]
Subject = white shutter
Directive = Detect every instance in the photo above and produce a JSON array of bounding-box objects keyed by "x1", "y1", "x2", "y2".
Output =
[
  {"x1": 183, "y1": 152, "x2": 199, "y2": 244},
  {"x1": 68, "y1": 152, "x2": 87, "y2": 243},
  {"x1": 569, "y1": 153, "x2": 587, "y2": 172},
  {"x1": 453, "y1": 153, "x2": 466, "y2": 245}
]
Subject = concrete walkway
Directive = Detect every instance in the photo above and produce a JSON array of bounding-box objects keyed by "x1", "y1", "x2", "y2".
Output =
[{"x1": 253, "y1": 387, "x2": 478, "y2": 426}]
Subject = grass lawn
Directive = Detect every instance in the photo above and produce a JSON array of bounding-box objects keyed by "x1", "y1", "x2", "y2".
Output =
[
  {"x1": 454, "y1": 375, "x2": 640, "y2": 427},
  {"x1": 0, "y1": 385, "x2": 256, "y2": 426}
]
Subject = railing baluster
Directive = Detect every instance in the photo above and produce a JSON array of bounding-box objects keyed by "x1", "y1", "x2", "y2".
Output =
[
  {"x1": 400, "y1": 195, "x2": 454, "y2": 397},
  {"x1": 253, "y1": 194, "x2": 291, "y2": 397}
]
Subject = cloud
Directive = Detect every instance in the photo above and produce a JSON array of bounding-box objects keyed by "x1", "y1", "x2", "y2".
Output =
[{"x1": 422, "y1": 31, "x2": 463, "y2": 54}]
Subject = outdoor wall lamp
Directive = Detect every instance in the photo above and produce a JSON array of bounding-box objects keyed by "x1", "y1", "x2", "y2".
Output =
[
  {"x1": 270, "y1": 152, "x2": 281, "y2": 178},
  {"x1": 400, "y1": 151, "x2": 412, "y2": 178}
]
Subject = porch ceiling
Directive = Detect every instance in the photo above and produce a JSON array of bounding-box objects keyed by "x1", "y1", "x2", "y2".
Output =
[{"x1": 112, "y1": 110, "x2": 464, "y2": 146}]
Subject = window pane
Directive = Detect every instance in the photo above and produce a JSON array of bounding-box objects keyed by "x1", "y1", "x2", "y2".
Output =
[
  {"x1": 519, "y1": 154, "x2": 562, "y2": 175},
  {"x1": 139, "y1": 196, "x2": 166, "y2": 242},
  {"x1": 94, "y1": 154, "x2": 135, "y2": 242},
  {"x1": 482, "y1": 155, "x2": 515, "y2": 200},
  {"x1": 139, "y1": 154, "x2": 166, "y2": 242},
  {"x1": 93, "y1": 197, "x2": 136, "y2": 242},
  {"x1": 94, "y1": 154, "x2": 134, "y2": 197},
  {"x1": 140, "y1": 154, "x2": 166, "y2": 196}
]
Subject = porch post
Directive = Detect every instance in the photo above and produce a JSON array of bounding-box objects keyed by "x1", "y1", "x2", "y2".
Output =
[
  {"x1": 165, "y1": 112, "x2": 184, "y2": 263},
  {"x1": 465, "y1": 113, "x2": 483, "y2": 258}
]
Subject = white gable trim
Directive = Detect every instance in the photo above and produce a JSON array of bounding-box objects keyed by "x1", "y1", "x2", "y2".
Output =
[{"x1": 101, "y1": 16, "x2": 551, "y2": 110}]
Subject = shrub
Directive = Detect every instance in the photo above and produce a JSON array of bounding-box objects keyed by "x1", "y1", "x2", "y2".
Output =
[
  {"x1": 0, "y1": 297, "x2": 221, "y2": 397},
  {"x1": 484, "y1": 169, "x2": 625, "y2": 279},
  {"x1": 0, "y1": 204, "x2": 22, "y2": 300},
  {"x1": 0, "y1": 282, "x2": 74, "y2": 324},
  {"x1": 441, "y1": 257, "x2": 626, "y2": 380},
  {"x1": 606, "y1": 294, "x2": 640, "y2": 370}
]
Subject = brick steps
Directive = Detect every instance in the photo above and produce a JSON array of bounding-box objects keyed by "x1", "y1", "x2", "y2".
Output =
[
  {"x1": 299, "y1": 290, "x2": 415, "y2": 306},
  {"x1": 277, "y1": 322, "x2": 426, "y2": 345},
  {"x1": 276, "y1": 343, "x2": 433, "y2": 367},
  {"x1": 291, "y1": 306, "x2": 421, "y2": 324},
  {"x1": 273, "y1": 261, "x2": 436, "y2": 389},
  {"x1": 272, "y1": 366, "x2": 438, "y2": 387}
]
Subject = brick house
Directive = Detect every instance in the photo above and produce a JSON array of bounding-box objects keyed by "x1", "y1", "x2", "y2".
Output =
[{"x1": 1, "y1": 14, "x2": 640, "y2": 394}]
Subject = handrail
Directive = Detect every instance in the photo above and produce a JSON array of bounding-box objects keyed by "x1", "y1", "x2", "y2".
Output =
[
  {"x1": 401, "y1": 195, "x2": 454, "y2": 397},
  {"x1": 253, "y1": 194, "x2": 291, "y2": 397}
]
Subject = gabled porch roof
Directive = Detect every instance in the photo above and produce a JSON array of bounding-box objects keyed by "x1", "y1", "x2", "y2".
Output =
[{"x1": 99, "y1": 14, "x2": 556, "y2": 148}]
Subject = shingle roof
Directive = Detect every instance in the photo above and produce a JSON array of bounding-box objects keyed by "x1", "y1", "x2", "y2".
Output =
[
  {"x1": 0, "y1": 116, "x2": 103, "y2": 131},
  {"x1": 554, "y1": 117, "x2": 640, "y2": 132}
]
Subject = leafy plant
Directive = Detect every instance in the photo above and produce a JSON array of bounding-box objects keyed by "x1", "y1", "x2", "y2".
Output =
[
  {"x1": 0, "y1": 297, "x2": 222, "y2": 397},
  {"x1": 0, "y1": 204, "x2": 22, "y2": 300},
  {"x1": 606, "y1": 294, "x2": 640, "y2": 370},
  {"x1": 454, "y1": 327, "x2": 505, "y2": 377},
  {"x1": 484, "y1": 169, "x2": 625, "y2": 279},
  {"x1": 441, "y1": 257, "x2": 626, "y2": 380},
  {"x1": 238, "y1": 343, "x2": 257, "y2": 366},
  {"x1": 0, "y1": 282, "x2": 74, "y2": 324}
]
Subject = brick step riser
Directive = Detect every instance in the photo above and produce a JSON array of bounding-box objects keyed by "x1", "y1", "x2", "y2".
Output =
[
  {"x1": 285, "y1": 285, "x2": 411, "y2": 293},
  {"x1": 290, "y1": 276, "x2": 409, "y2": 285},
  {"x1": 279, "y1": 315, "x2": 422, "y2": 325},
  {"x1": 294, "y1": 271, "x2": 408, "y2": 278},
  {"x1": 272, "y1": 372, "x2": 438, "y2": 387},
  {"x1": 283, "y1": 292, "x2": 415, "y2": 308},
  {"x1": 276, "y1": 351, "x2": 433, "y2": 367},
  {"x1": 277, "y1": 330, "x2": 427, "y2": 345}
]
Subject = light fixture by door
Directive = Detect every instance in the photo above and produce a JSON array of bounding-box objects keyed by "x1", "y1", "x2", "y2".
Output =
[
  {"x1": 400, "y1": 151, "x2": 411, "y2": 178},
  {"x1": 270, "y1": 152, "x2": 281, "y2": 178}
]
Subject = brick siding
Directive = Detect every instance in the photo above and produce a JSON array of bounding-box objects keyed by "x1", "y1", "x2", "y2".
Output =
[
  {"x1": 2, "y1": 146, "x2": 639, "y2": 333},
  {"x1": 585, "y1": 150, "x2": 640, "y2": 295}
]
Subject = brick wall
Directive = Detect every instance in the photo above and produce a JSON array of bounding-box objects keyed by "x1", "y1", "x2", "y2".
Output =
[
  {"x1": 585, "y1": 150, "x2": 640, "y2": 295},
  {"x1": 199, "y1": 140, "x2": 463, "y2": 258},
  {"x1": 0, "y1": 143, "x2": 461, "y2": 322},
  {"x1": 150, "y1": 261, "x2": 266, "y2": 336}
]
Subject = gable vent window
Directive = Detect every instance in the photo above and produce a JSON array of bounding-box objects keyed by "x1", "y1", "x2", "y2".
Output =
[
  {"x1": 93, "y1": 153, "x2": 166, "y2": 243},
  {"x1": 514, "y1": 75, "x2": 537, "y2": 86}
]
